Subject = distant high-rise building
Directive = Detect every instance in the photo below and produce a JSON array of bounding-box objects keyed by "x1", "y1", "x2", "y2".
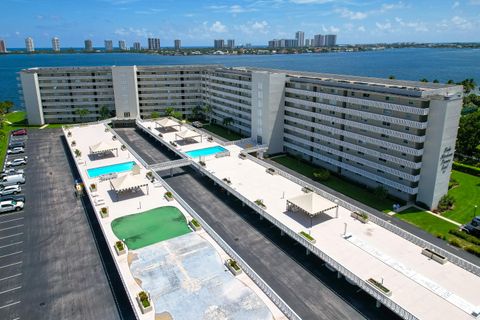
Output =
[
  {"x1": 51, "y1": 37, "x2": 60, "y2": 52},
  {"x1": 133, "y1": 42, "x2": 141, "y2": 51},
  {"x1": 214, "y1": 39, "x2": 224, "y2": 49},
  {"x1": 268, "y1": 39, "x2": 297, "y2": 48},
  {"x1": 174, "y1": 39, "x2": 181, "y2": 50},
  {"x1": 84, "y1": 39, "x2": 93, "y2": 51},
  {"x1": 104, "y1": 40, "x2": 113, "y2": 51},
  {"x1": 313, "y1": 34, "x2": 325, "y2": 47},
  {"x1": 324, "y1": 34, "x2": 337, "y2": 47},
  {"x1": 245, "y1": 43, "x2": 252, "y2": 48},
  {"x1": 147, "y1": 38, "x2": 160, "y2": 50},
  {"x1": 0, "y1": 40, "x2": 6, "y2": 53},
  {"x1": 305, "y1": 39, "x2": 310, "y2": 47},
  {"x1": 227, "y1": 39, "x2": 235, "y2": 49},
  {"x1": 295, "y1": 31, "x2": 304, "y2": 47},
  {"x1": 119, "y1": 40, "x2": 127, "y2": 51},
  {"x1": 25, "y1": 37, "x2": 34, "y2": 52}
]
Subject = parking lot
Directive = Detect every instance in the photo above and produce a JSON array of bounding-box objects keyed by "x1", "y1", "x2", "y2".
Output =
[{"x1": 0, "y1": 129, "x2": 120, "y2": 320}]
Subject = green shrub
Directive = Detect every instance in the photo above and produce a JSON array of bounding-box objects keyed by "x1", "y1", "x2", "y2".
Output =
[
  {"x1": 452, "y1": 162, "x2": 480, "y2": 177},
  {"x1": 448, "y1": 238, "x2": 462, "y2": 247},
  {"x1": 373, "y1": 186, "x2": 388, "y2": 200},
  {"x1": 165, "y1": 191, "x2": 173, "y2": 198},
  {"x1": 434, "y1": 232, "x2": 446, "y2": 240},
  {"x1": 465, "y1": 245, "x2": 480, "y2": 257},
  {"x1": 438, "y1": 194, "x2": 455, "y2": 212},
  {"x1": 313, "y1": 169, "x2": 330, "y2": 181},
  {"x1": 300, "y1": 231, "x2": 315, "y2": 242},
  {"x1": 115, "y1": 241, "x2": 124, "y2": 251},
  {"x1": 448, "y1": 177, "x2": 459, "y2": 189},
  {"x1": 138, "y1": 291, "x2": 150, "y2": 307},
  {"x1": 191, "y1": 219, "x2": 200, "y2": 228},
  {"x1": 254, "y1": 199, "x2": 265, "y2": 207},
  {"x1": 449, "y1": 229, "x2": 480, "y2": 245},
  {"x1": 228, "y1": 259, "x2": 240, "y2": 271}
]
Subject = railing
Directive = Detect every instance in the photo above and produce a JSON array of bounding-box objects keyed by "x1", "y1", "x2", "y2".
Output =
[
  {"x1": 148, "y1": 158, "x2": 192, "y2": 171},
  {"x1": 152, "y1": 171, "x2": 302, "y2": 320},
  {"x1": 246, "y1": 153, "x2": 480, "y2": 277},
  {"x1": 241, "y1": 144, "x2": 268, "y2": 154},
  {"x1": 110, "y1": 124, "x2": 149, "y2": 168}
]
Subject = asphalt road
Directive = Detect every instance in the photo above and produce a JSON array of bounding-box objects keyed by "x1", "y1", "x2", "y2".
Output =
[
  {"x1": 114, "y1": 127, "x2": 399, "y2": 319},
  {"x1": 0, "y1": 129, "x2": 121, "y2": 320}
]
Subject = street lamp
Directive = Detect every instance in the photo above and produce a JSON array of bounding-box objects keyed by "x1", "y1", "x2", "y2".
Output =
[{"x1": 474, "y1": 205, "x2": 478, "y2": 218}]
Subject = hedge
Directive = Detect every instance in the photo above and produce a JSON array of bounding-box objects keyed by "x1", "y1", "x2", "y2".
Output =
[
  {"x1": 449, "y1": 229, "x2": 480, "y2": 246},
  {"x1": 453, "y1": 162, "x2": 480, "y2": 177}
]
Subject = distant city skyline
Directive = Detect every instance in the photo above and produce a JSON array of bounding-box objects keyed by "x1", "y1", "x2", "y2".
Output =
[{"x1": 0, "y1": 0, "x2": 479, "y2": 47}]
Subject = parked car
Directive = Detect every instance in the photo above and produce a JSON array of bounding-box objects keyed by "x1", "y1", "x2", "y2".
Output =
[
  {"x1": 0, "y1": 174, "x2": 25, "y2": 186},
  {"x1": 0, "y1": 200, "x2": 24, "y2": 213},
  {"x1": 0, "y1": 185, "x2": 21, "y2": 196},
  {"x1": 0, "y1": 194, "x2": 25, "y2": 203},
  {"x1": 462, "y1": 216, "x2": 480, "y2": 238},
  {"x1": 0, "y1": 169, "x2": 24, "y2": 177},
  {"x1": 11, "y1": 129, "x2": 27, "y2": 136},
  {"x1": 9, "y1": 141, "x2": 25, "y2": 148},
  {"x1": 7, "y1": 147, "x2": 24, "y2": 154},
  {"x1": 6, "y1": 157, "x2": 27, "y2": 167}
]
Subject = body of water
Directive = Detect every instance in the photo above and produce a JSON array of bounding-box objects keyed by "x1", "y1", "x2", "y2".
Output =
[{"x1": 1, "y1": 48, "x2": 479, "y2": 108}]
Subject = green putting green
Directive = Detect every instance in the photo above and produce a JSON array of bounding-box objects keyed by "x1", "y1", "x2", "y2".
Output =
[{"x1": 111, "y1": 206, "x2": 191, "y2": 250}]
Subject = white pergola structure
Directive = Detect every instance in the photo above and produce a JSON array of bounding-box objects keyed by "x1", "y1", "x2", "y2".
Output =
[
  {"x1": 89, "y1": 141, "x2": 118, "y2": 157},
  {"x1": 286, "y1": 192, "x2": 339, "y2": 230},
  {"x1": 109, "y1": 173, "x2": 149, "y2": 200},
  {"x1": 175, "y1": 129, "x2": 202, "y2": 143},
  {"x1": 155, "y1": 117, "x2": 182, "y2": 132}
]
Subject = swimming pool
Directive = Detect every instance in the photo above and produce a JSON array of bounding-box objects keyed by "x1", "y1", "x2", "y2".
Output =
[
  {"x1": 87, "y1": 161, "x2": 136, "y2": 178},
  {"x1": 185, "y1": 146, "x2": 227, "y2": 158}
]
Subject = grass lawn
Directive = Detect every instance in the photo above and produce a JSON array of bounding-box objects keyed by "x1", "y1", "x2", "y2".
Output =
[
  {"x1": 271, "y1": 155, "x2": 397, "y2": 213},
  {"x1": 202, "y1": 123, "x2": 245, "y2": 141},
  {"x1": 395, "y1": 207, "x2": 458, "y2": 237},
  {"x1": 111, "y1": 206, "x2": 191, "y2": 250},
  {"x1": 441, "y1": 170, "x2": 480, "y2": 224}
]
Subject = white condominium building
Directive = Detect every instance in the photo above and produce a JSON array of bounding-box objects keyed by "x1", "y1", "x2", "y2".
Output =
[
  {"x1": 25, "y1": 37, "x2": 34, "y2": 52},
  {"x1": 19, "y1": 65, "x2": 463, "y2": 209},
  {"x1": 52, "y1": 37, "x2": 60, "y2": 52}
]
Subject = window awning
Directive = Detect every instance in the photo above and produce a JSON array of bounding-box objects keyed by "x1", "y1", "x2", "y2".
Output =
[{"x1": 286, "y1": 192, "x2": 338, "y2": 217}]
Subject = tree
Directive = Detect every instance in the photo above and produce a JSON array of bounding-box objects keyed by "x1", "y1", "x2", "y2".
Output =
[
  {"x1": 456, "y1": 111, "x2": 480, "y2": 157},
  {"x1": 3, "y1": 101, "x2": 13, "y2": 114},
  {"x1": 388, "y1": 75, "x2": 395, "y2": 79},
  {"x1": 459, "y1": 78, "x2": 477, "y2": 93},
  {"x1": 99, "y1": 106, "x2": 110, "y2": 119},
  {"x1": 447, "y1": 79, "x2": 455, "y2": 84},
  {"x1": 172, "y1": 111, "x2": 182, "y2": 120},
  {"x1": 75, "y1": 108, "x2": 89, "y2": 122},
  {"x1": 433, "y1": 79, "x2": 439, "y2": 83},
  {"x1": 203, "y1": 104, "x2": 213, "y2": 124},
  {"x1": 192, "y1": 105, "x2": 203, "y2": 120},
  {"x1": 419, "y1": 78, "x2": 429, "y2": 83},
  {"x1": 222, "y1": 117, "x2": 234, "y2": 133},
  {"x1": 165, "y1": 107, "x2": 175, "y2": 117},
  {"x1": 150, "y1": 111, "x2": 160, "y2": 119}
]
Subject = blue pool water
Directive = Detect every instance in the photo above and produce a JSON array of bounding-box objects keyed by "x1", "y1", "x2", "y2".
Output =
[
  {"x1": 185, "y1": 146, "x2": 227, "y2": 158},
  {"x1": 87, "y1": 161, "x2": 136, "y2": 178}
]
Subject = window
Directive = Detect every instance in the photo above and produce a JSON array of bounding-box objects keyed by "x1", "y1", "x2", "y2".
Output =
[
  {"x1": 385, "y1": 96, "x2": 390, "y2": 101},
  {"x1": 124, "y1": 112, "x2": 131, "y2": 117},
  {"x1": 363, "y1": 93, "x2": 370, "y2": 97},
  {"x1": 382, "y1": 121, "x2": 391, "y2": 126}
]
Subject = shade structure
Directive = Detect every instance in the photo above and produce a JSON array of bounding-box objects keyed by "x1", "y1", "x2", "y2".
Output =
[
  {"x1": 286, "y1": 192, "x2": 338, "y2": 217},
  {"x1": 175, "y1": 129, "x2": 202, "y2": 142},
  {"x1": 155, "y1": 118, "x2": 181, "y2": 129},
  {"x1": 110, "y1": 173, "x2": 149, "y2": 199},
  {"x1": 89, "y1": 141, "x2": 118, "y2": 156}
]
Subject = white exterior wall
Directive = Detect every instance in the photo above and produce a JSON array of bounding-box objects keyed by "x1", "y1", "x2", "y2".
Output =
[
  {"x1": 417, "y1": 94, "x2": 462, "y2": 208},
  {"x1": 20, "y1": 72, "x2": 44, "y2": 125},
  {"x1": 251, "y1": 71, "x2": 286, "y2": 153},
  {"x1": 112, "y1": 66, "x2": 139, "y2": 119}
]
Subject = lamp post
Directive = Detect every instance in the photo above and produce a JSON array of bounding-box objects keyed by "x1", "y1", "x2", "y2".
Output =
[
  {"x1": 474, "y1": 205, "x2": 478, "y2": 218},
  {"x1": 309, "y1": 214, "x2": 313, "y2": 235}
]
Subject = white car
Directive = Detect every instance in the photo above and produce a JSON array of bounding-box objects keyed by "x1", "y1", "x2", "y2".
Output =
[
  {"x1": 0, "y1": 169, "x2": 24, "y2": 177},
  {"x1": 6, "y1": 158, "x2": 27, "y2": 167},
  {"x1": 0, "y1": 200, "x2": 24, "y2": 213},
  {"x1": 7, "y1": 147, "x2": 24, "y2": 154},
  {"x1": 0, "y1": 185, "x2": 21, "y2": 196}
]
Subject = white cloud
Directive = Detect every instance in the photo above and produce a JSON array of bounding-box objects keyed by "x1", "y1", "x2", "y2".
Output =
[
  {"x1": 322, "y1": 25, "x2": 340, "y2": 33},
  {"x1": 289, "y1": 0, "x2": 333, "y2": 3},
  {"x1": 134, "y1": 8, "x2": 164, "y2": 15},
  {"x1": 452, "y1": 1, "x2": 460, "y2": 8},
  {"x1": 375, "y1": 22, "x2": 392, "y2": 30},
  {"x1": 210, "y1": 21, "x2": 228, "y2": 33},
  {"x1": 114, "y1": 27, "x2": 153, "y2": 37},
  {"x1": 395, "y1": 17, "x2": 429, "y2": 32},
  {"x1": 236, "y1": 20, "x2": 269, "y2": 34},
  {"x1": 335, "y1": 8, "x2": 367, "y2": 20},
  {"x1": 380, "y1": 1, "x2": 406, "y2": 12},
  {"x1": 207, "y1": 4, "x2": 257, "y2": 14},
  {"x1": 358, "y1": 25, "x2": 366, "y2": 32},
  {"x1": 451, "y1": 15, "x2": 473, "y2": 29}
]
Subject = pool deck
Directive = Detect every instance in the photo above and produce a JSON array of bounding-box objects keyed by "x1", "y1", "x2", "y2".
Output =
[
  {"x1": 63, "y1": 123, "x2": 284, "y2": 320},
  {"x1": 139, "y1": 118, "x2": 480, "y2": 320}
]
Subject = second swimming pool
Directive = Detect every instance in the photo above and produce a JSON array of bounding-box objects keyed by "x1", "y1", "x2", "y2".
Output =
[
  {"x1": 87, "y1": 161, "x2": 136, "y2": 178},
  {"x1": 185, "y1": 146, "x2": 227, "y2": 158}
]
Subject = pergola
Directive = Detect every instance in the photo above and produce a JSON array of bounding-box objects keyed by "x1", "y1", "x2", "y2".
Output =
[
  {"x1": 89, "y1": 141, "x2": 118, "y2": 157},
  {"x1": 286, "y1": 192, "x2": 339, "y2": 230},
  {"x1": 175, "y1": 129, "x2": 203, "y2": 143},
  {"x1": 155, "y1": 118, "x2": 182, "y2": 132},
  {"x1": 109, "y1": 173, "x2": 149, "y2": 200}
]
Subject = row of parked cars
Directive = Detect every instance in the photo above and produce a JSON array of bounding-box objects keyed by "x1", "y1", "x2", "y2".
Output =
[{"x1": 0, "y1": 129, "x2": 27, "y2": 213}]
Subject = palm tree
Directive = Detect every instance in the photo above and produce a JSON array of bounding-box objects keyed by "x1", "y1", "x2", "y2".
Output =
[
  {"x1": 75, "y1": 108, "x2": 89, "y2": 122},
  {"x1": 223, "y1": 117, "x2": 233, "y2": 133},
  {"x1": 99, "y1": 106, "x2": 110, "y2": 119},
  {"x1": 192, "y1": 105, "x2": 203, "y2": 120},
  {"x1": 419, "y1": 78, "x2": 429, "y2": 83},
  {"x1": 3, "y1": 101, "x2": 14, "y2": 114},
  {"x1": 150, "y1": 111, "x2": 160, "y2": 119},
  {"x1": 165, "y1": 107, "x2": 175, "y2": 117},
  {"x1": 203, "y1": 104, "x2": 213, "y2": 124},
  {"x1": 172, "y1": 111, "x2": 183, "y2": 120},
  {"x1": 447, "y1": 80, "x2": 455, "y2": 84},
  {"x1": 388, "y1": 75, "x2": 395, "y2": 80}
]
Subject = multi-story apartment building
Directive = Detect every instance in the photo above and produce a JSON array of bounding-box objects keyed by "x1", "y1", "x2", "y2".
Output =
[
  {"x1": 52, "y1": 37, "x2": 60, "y2": 52},
  {"x1": 118, "y1": 40, "x2": 127, "y2": 51},
  {"x1": 0, "y1": 40, "x2": 6, "y2": 53},
  {"x1": 133, "y1": 42, "x2": 141, "y2": 51},
  {"x1": 305, "y1": 39, "x2": 310, "y2": 47},
  {"x1": 148, "y1": 38, "x2": 160, "y2": 50},
  {"x1": 104, "y1": 40, "x2": 113, "y2": 51},
  {"x1": 20, "y1": 65, "x2": 463, "y2": 209},
  {"x1": 174, "y1": 39, "x2": 181, "y2": 50},
  {"x1": 324, "y1": 34, "x2": 337, "y2": 47},
  {"x1": 214, "y1": 39, "x2": 224, "y2": 49},
  {"x1": 25, "y1": 37, "x2": 34, "y2": 52},
  {"x1": 313, "y1": 34, "x2": 325, "y2": 47},
  {"x1": 226, "y1": 39, "x2": 235, "y2": 49},
  {"x1": 268, "y1": 39, "x2": 297, "y2": 48},
  {"x1": 295, "y1": 31, "x2": 305, "y2": 47},
  {"x1": 84, "y1": 39, "x2": 93, "y2": 51}
]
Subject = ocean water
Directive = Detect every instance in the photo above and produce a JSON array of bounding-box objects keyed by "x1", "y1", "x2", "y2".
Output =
[{"x1": 1, "y1": 48, "x2": 479, "y2": 108}]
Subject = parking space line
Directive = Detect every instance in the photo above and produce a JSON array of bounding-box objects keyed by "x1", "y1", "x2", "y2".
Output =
[
  {"x1": 0, "y1": 241, "x2": 23, "y2": 249},
  {"x1": 0, "y1": 251, "x2": 22, "y2": 259},
  {"x1": 0, "y1": 273, "x2": 22, "y2": 281},
  {"x1": 0, "y1": 233, "x2": 23, "y2": 240},
  {"x1": 0, "y1": 286, "x2": 21, "y2": 295},
  {"x1": 0, "y1": 217, "x2": 24, "y2": 225},
  {"x1": 0, "y1": 225, "x2": 24, "y2": 232},
  {"x1": 0, "y1": 301, "x2": 20, "y2": 309},
  {"x1": 0, "y1": 261, "x2": 22, "y2": 269},
  {"x1": 0, "y1": 211, "x2": 23, "y2": 219}
]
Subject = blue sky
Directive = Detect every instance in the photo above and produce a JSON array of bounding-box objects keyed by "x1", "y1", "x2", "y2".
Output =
[{"x1": 0, "y1": 0, "x2": 479, "y2": 48}]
